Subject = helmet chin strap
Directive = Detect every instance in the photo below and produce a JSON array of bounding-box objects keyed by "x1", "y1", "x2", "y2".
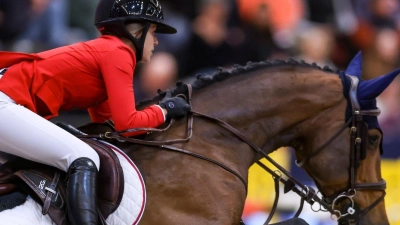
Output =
[{"x1": 125, "y1": 22, "x2": 151, "y2": 62}]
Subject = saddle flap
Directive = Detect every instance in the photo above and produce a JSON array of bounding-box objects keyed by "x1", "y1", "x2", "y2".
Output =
[
  {"x1": 81, "y1": 138, "x2": 125, "y2": 218},
  {"x1": 0, "y1": 165, "x2": 69, "y2": 225},
  {"x1": 0, "y1": 138, "x2": 125, "y2": 222}
]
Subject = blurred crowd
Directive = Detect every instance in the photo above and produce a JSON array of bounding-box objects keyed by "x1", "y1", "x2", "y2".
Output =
[
  {"x1": 1, "y1": 0, "x2": 400, "y2": 97},
  {"x1": 1, "y1": 0, "x2": 400, "y2": 224}
]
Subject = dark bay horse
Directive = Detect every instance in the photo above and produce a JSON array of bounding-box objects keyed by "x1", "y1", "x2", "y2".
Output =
[{"x1": 80, "y1": 54, "x2": 399, "y2": 225}]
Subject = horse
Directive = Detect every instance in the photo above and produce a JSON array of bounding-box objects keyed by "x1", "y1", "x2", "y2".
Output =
[
  {"x1": 0, "y1": 53, "x2": 397, "y2": 225},
  {"x1": 77, "y1": 53, "x2": 397, "y2": 225}
]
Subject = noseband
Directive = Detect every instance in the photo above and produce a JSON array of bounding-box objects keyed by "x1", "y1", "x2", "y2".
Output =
[{"x1": 296, "y1": 75, "x2": 386, "y2": 224}]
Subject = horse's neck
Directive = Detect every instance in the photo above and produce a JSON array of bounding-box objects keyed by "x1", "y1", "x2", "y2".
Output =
[
  {"x1": 123, "y1": 67, "x2": 347, "y2": 224},
  {"x1": 191, "y1": 67, "x2": 345, "y2": 154}
]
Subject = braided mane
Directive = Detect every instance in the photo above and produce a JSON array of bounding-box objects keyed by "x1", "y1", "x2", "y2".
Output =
[
  {"x1": 191, "y1": 58, "x2": 338, "y2": 89},
  {"x1": 137, "y1": 58, "x2": 339, "y2": 107}
]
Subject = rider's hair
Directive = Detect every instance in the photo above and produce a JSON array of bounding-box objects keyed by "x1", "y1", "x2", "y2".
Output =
[{"x1": 125, "y1": 22, "x2": 146, "y2": 38}]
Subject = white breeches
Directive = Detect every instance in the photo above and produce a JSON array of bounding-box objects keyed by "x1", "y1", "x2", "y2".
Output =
[{"x1": 0, "y1": 91, "x2": 100, "y2": 172}]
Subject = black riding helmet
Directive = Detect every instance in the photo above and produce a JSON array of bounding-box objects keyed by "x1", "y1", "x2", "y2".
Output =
[{"x1": 95, "y1": 0, "x2": 177, "y2": 62}]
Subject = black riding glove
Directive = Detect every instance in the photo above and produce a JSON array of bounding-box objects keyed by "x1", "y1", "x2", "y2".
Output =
[{"x1": 159, "y1": 90, "x2": 191, "y2": 119}]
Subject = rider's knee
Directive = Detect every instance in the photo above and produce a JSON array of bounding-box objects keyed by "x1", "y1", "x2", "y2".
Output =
[{"x1": 69, "y1": 145, "x2": 100, "y2": 170}]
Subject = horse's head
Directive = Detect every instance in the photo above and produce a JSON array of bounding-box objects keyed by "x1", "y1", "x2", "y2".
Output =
[{"x1": 294, "y1": 52, "x2": 398, "y2": 225}]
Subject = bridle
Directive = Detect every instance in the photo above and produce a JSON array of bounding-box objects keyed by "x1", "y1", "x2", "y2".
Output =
[
  {"x1": 295, "y1": 75, "x2": 386, "y2": 224},
  {"x1": 81, "y1": 76, "x2": 386, "y2": 224}
]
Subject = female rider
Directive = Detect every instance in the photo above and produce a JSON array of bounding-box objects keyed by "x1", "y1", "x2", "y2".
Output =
[{"x1": 0, "y1": 0, "x2": 190, "y2": 224}]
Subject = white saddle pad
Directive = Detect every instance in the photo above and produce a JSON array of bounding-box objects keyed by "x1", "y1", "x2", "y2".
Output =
[{"x1": 0, "y1": 141, "x2": 146, "y2": 225}]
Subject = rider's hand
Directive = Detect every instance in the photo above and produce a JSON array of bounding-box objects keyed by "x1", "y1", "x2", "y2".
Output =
[{"x1": 159, "y1": 90, "x2": 191, "y2": 119}]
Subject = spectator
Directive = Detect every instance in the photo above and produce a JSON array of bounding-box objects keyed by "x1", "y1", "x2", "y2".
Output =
[
  {"x1": 362, "y1": 28, "x2": 400, "y2": 80},
  {"x1": 294, "y1": 23, "x2": 336, "y2": 68},
  {"x1": 237, "y1": 0, "x2": 304, "y2": 50},
  {"x1": 68, "y1": 0, "x2": 99, "y2": 41},
  {"x1": 12, "y1": 0, "x2": 69, "y2": 52},
  {"x1": 377, "y1": 77, "x2": 400, "y2": 157},
  {"x1": 0, "y1": 0, "x2": 34, "y2": 50},
  {"x1": 179, "y1": 0, "x2": 236, "y2": 77},
  {"x1": 153, "y1": 3, "x2": 192, "y2": 58},
  {"x1": 180, "y1": 0, "x2": 264, "y2": 78},
  {"x1": 135, "y1": 52, "x2": 179, "y2": 103},
  {"x1": 350, "y1": 0, "x2": 400, "y2": 54},
  {"x1": 301, "y1": 0, "x2": 359, "y2": 69}
]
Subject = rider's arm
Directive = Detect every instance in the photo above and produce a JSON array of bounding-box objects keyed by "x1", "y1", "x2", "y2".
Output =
[
  {"x1": 96, "y1": 46, "x2": 166, "y2": 136},
  {"x1": 87, "y1": 100, "x2": 111, "y2": 122}
]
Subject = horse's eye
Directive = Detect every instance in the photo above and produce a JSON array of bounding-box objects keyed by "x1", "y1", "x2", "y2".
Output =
[{"x1": 368, "y1": 135, "x2": 380, "y2": 146}]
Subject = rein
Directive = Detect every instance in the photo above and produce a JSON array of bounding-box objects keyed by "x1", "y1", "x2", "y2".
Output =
[
  {"x1": 81, "y1": 78, "x2": 386, "y2": 224},
  {"x1": 82, "y1": 108, "x2": 333, "y2": 222}
]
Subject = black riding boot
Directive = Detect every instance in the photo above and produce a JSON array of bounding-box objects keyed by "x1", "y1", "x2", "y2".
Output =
[{"x1": 66, "y1": 157, "x2": 99, "y2": 225}]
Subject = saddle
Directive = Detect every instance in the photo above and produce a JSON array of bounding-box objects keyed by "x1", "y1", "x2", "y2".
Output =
[{"x1": 0, "y1": 138, "x2": 125, "y2": 225}]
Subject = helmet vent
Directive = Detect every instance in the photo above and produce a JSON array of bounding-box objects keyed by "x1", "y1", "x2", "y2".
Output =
[{"x1": 112, "y1": 1, "x2": 144, "y2": 17}]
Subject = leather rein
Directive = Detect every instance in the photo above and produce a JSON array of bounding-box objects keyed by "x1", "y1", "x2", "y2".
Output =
[{"x1": 81, "y1": 77, "x2": 386, "y2": 224}]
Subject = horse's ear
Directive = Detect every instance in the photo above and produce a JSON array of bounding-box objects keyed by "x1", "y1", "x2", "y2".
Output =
[
  {"x1": 345, "y1": 51, "x2": 363, "y2": 78},
  {"x1": 358, "y1": 68, "x2": 400, "y2": 99}
]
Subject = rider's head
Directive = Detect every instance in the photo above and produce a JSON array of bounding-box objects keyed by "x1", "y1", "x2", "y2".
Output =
[{"x1": 94, "y1": 0, "x2": 177, "y2": 62}]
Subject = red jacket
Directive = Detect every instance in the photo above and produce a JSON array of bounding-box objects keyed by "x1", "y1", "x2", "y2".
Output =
[{"x1": 0, "y1": 35, "x2": 165, "y2": 134}]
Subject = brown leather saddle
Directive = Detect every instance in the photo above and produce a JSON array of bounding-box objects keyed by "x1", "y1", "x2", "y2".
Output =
[{"x1": 0, "y1": 138, "x2": 125, "y2": 225}]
